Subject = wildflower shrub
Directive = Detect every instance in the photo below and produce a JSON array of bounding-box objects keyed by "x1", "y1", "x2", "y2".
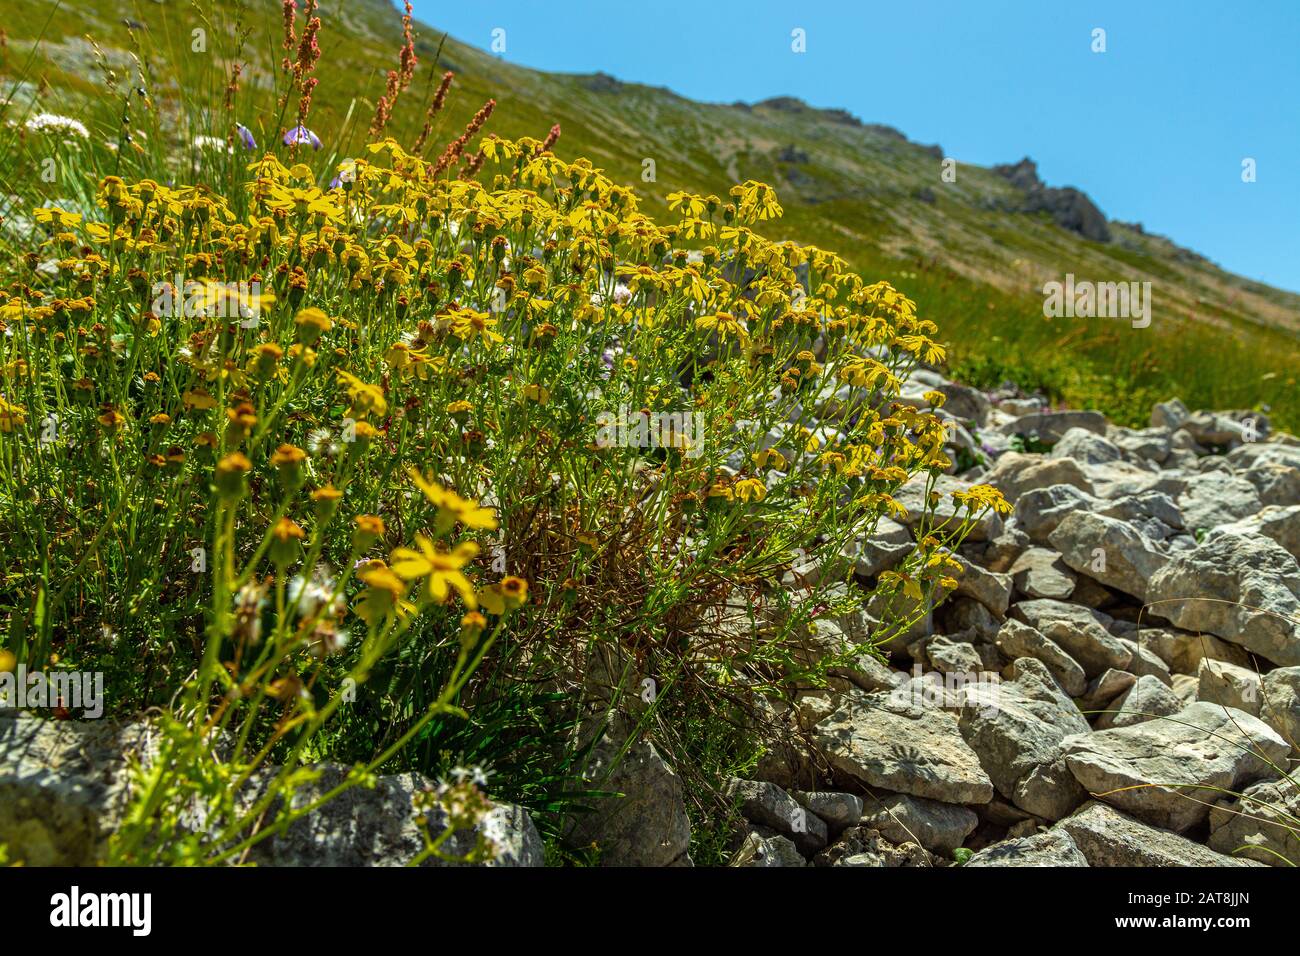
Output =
[{"x1": 0, "y1": 120, "x2": 1006, "y2": 859}]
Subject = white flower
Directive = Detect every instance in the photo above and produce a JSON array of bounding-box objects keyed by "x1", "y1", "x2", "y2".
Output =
[
  {"x1": 306, "y1": 427, "x2": 340, "y2": 457},
  {"x1": 478, "y1": 806, "x2": 510, "y2": 854},
  {"x1": 25, "y1": 112, "x2": 90, "y2": 140},
  {"x1": 307, "y1": 624, "x2": 349, "y2": 659},
  {"x1": 449, "y1": 765, "x2": 490, "y2": 787},
  {"x1": 192, "y1": 134, "x2": 232, "y2": 154},
  {"x1": 232, "y1": 580, "x2": 268, "y2": 645},
  {"x1": 288, "y1": 568, "x2": 343, "y2": 621}
]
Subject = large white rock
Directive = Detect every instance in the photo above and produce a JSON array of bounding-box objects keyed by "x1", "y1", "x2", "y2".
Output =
[
  {"x1": 1260, "y1": 666, "x2": 1300, "y2": 753},
  {"x1": 1136, "y1": 625, "x2": 1252, "y2": 675},
  {"x1": 964, "y1": 829, "x2": 1089, "y2": 867},
  {"x1": 1062, "y1": 701, "x2": 1290, "y2": 832},
  {"x1": 983, "y1": 452, "x2": 1096, "y2": 503},
  {"x1": 1197, "y1": 659, "x2": 1263, "y2": 716},
  {"x1": 1146, "y1": 531, "x2": 1300, "y2": 666},
  {"x1": 1213, "y1": 505, "x2": 1300, "y2": 562},
  {"x1": 1000, "y1": 409, "x2": 1108, "y2": 443},
  {"x1": 811, "y1": 688, "x2": 994, "y2": 805},
  {"x1": 858, "y1": 792, "x2": 978, "y2": 855},
  {"x1": 1039, "y1": 618, "x2": 1133, "y2": 679},
  {"x1": 1095, "y1": 674, "x2": 1182, "y2": 729},
  {"x1": 958, "y1": 658, "x2": 1090, "y2": 820},
  {"x1": 1009, "y1": 547, "x2": 1078, "y2": 600},
  {"x1": 995, "y1": 619, "x2": 1087, "y2": 697},
  {"x1": 1177, "y1": 471, "x2": 1264, "y2": 533},
  {"x1": 1049, "y1": 511, "x2": 1169, "y2": 601},
  {"x1": 1207, "y1": 776, "x2": 1300, "y2": 866},
  {"x1": 1056, "y1": 801, "x2": 1262, "y2": 866},
  {"x1": 1051, "y1": 427, "x2": 1125, "y2": 466}
]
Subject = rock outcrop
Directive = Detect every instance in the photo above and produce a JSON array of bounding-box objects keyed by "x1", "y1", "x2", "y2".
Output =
[{"x1": 0, "y1": 713, "x2": 544, "y2": 867}]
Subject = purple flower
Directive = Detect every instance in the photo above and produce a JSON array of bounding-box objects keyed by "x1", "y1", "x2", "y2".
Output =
[
  {"x1": 598, "y1": 347, "x2": 619, "y2": 380},
  {"x1": 283, "y1": 125, "x2": 322, "y2": 150},
  {"x1": 236, "y1": 123, "x2": 257, "y2": 150}
]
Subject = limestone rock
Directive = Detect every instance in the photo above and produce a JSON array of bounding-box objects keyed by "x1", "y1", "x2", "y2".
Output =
[
  {"x1": 1013, "y1": 597, "x2": 1113, "y2": 634},
  {"x1": 724, "y1": 777, "x2": 827, "y2": 854},
  {"x1": 1095, "y1": 674, "x2": 1182, "y2": 729},
  {"x1": 994, "y1": 619, "x2": 1087, "y2": 697},
  {"x1": 964, "y1": 829, "x2": 1089, "y2": 867},
  {"x1": 1062, "y1": 702, "x2": 1290, "y2": 832},
  {"x1": 1117, "y1": 638, "x2": 1173, "y2": 685},
  {"x1": 1136, "y1": 626, "x2": 1251, "y2": 676},
  {"x1": 859, "y1": 792, "x2": 978, "y2": 855},
  {"x1": 1197, "y1": 659, "x2": 1262, "y2": 717},
  {"x1": 949, "y1": 553, "x2": 1013, "y2": 616},
  {"x1": 245, "y1": 766, "x2": 545, "y2": 868},
  {"x1": 811, "y1": 688, "x2": 994, "y2": 805},
  {"x1": 0, "y1": 713, "x2": 150, "y2": 865},
  {"x1": 567, "y1": 717, "x2": 693, "y2": 866},
  {"x1": 1051, "y1": 427, "x2": 1125, "y2": 465},
  {"x1": 1049, "y1": 511, "x2": 1168, "y2": 601},
  {"x1": 1039, "y1": 618, "x2": 1133, "y2": 679},
  {"x1": 1010, "y1": 547, "x2": 1078, "y2": 600},
  {"x1": 1056, "y1": 801, "x2": 1262, "y2": 867},
  {"x1": 790, "y1": 790, "x2": 864, "y2": 834},
  {"x1": 1146, "y1": 531, "x2": 1300, "y2": 666},
  {"x1": 958, "y1": 658, "x2": 1090, "y2": 820},
  {"x1": 1178, "y1": 472, "x2": 1264, "y2": 532},
  {"x1": 1259, "y1": 666, "x2": 1300, "y2": 753},
  {"x1": 1016, "y1": 484, "x2": 1100, "y2": 544},
  {"x1": 926, "y1": 635, "x2": 984, "y2": 675},
  {"x1": 1213, "y1": 505, "x2": 1300, "y2": 562},
  {"x1": 1000, "y1": 409, "x2": 1108, "y2": 444},
  {"x1": 1150, "y1": 398, "x2": 1190, "y2": 431},
  {"x1": 732, "y1": 830, "x2": 806, "y2": 867},
  {"x1": 1207, "y1": 776, "x2": 1300, "y2": 866},
  {"x1": 984, "y1": 452, "x2": 1096, "y2": 502}
]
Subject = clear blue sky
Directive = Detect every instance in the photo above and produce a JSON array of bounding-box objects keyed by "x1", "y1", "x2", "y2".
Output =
[{"x1": 408, "y1": 0, "x2": 1300, "y2": 293}]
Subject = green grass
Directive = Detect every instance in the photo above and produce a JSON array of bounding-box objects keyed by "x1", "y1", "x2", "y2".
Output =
[{"x1": 2, "y1": 0, "x2": 1297, "y2": 428}]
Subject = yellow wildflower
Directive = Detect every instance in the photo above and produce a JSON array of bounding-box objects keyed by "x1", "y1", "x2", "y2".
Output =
[
  {"x1": 478, "y1": 576, "x2": 530, "y2": 615},
  {"x1": 390, "y1": 536, "x2": 479, "y2": 607},
  {"x1": 407, "y1": 469, "x2": 499, "y2": 531}
]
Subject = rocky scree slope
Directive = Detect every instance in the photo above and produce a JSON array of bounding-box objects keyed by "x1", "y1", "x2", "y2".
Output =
[{"x1": 719, "y1": 374, "x2": 1300, "y2": 867}]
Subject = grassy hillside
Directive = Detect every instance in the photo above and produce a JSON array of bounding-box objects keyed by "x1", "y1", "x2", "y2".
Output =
[{"x1": 2, "y1": 0, "x2": 1296, "y2": 427}]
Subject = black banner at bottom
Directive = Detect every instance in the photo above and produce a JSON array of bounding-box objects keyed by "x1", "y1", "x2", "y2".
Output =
[{"x1": 0, "y1": 865, "x2": 1280, "y2": 943}]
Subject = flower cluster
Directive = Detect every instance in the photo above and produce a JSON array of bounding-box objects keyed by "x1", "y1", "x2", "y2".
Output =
[{"x1": 0, "y1": 117, "x2": 1003, "y2": 862}]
